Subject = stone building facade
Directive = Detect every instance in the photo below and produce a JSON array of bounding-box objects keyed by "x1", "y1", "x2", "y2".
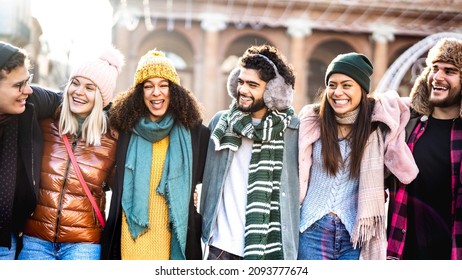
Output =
[
  {"x1": 4, "y1": 1, "x2": 460, "y2": 123},
  {"x1": 109, "y1": 1, "x2": 462, "y2": 122}
]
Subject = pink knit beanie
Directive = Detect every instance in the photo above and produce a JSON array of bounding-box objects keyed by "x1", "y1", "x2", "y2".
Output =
[{"x1": 70, "y1": 46, "x2": 124, "y2": 107}]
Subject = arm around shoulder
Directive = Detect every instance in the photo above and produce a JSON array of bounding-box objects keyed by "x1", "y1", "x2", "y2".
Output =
[{"x1": 29, "y1": 86, "x2": 63, "y2": 119}]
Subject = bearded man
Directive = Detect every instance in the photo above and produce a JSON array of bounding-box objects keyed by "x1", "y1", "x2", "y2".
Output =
[
  {"x1": 387, "y1": 38, "x2": 462, "y2": 260},
  {"x1": 199, "y1": 44, "x2": 299, "y2": 260}
]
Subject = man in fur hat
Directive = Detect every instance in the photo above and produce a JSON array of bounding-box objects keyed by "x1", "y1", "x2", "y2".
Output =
[
  {"x1": 200, "y1": 44, "x2": 299, "y2": 260},
  {"x1": 387, "y1": 38, "x2": 462, "y2": 260},
  {"x1": 0, "y1": 41, "x2": 61, "y2": 259}
]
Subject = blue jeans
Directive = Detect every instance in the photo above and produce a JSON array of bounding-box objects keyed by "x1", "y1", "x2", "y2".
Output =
[
  {"x1": 18, "y1": 235, "x2": 101, "y2": 260},
  {"x1": 0, "y1": 234, "x2": 17, "y2": 260},
  {"x1": 298, "y1": 213, "x2": 361, "y2": 260}
]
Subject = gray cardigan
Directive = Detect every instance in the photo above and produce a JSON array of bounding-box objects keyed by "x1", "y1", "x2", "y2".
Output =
[{"x1": 199, "y1": 111, "x2": 300, "y2": 260}]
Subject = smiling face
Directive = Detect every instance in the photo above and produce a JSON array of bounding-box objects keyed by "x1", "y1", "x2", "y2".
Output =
[
  {"x1": 143, "y1": 77, "x2": 170, "y2": 122},
  {"x1": 236, "y1": 68, "x2": 268, "y2": 119},
  {"x1": 326, "y1": 73, "x2": 362, "y2": 116},
  {"x1": 0, "y1": 66, "x2": 33, "y2": 115},
  {"x1": 67, "y1": 76, "x2": 97, "y2": 118},
  {"x1": 427, "y1": 61, "x2": 462, "y2": 109}
]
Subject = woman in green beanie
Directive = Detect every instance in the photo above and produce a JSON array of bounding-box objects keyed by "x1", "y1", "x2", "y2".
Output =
[{"x1": 297, "y1": 52, "x2": 418, "y2": 259}]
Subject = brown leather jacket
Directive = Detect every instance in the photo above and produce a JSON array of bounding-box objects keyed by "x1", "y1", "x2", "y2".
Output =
[{"x1": 23, "y1": 118, "x2": 116, "y2": 243}]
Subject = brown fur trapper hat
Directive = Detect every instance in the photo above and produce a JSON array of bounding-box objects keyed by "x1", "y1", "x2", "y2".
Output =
[{"x1": 410, "y1": 37, "x2": 462, "y2": 117}]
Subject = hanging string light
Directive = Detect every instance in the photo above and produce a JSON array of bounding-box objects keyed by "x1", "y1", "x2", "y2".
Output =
[
  {"x1": 111, "y1": 0, "x2": 462, "y2": 34},
  {"x1": 143, "y1": 0, "x2": 154, "y2": 31},
  {"x1": 113, "y1": 0, "x2": 139, "y2": 31}
]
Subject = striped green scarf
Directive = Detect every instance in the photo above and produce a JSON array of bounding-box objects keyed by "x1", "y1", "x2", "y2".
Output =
[{"x1": 211, "y1": 102, "x2": 294, "y2": 259}]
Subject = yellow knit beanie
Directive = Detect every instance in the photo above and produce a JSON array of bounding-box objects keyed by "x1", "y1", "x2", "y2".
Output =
[{"x1": 134, "y1": 50, "x2": 180, "y2": 86}]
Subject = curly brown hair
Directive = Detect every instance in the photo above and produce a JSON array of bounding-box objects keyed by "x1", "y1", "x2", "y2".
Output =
[
  {"x1": 239, "y1": 44, "x2": 295, "y2": 88},
  {"x1": 109, "y1": 82, "x2": 204, "y2": 132}
]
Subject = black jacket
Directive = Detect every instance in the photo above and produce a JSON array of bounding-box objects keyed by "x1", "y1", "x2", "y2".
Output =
[
  {"x1": 0, "y1": 86, "x2": 61, "y2": 248},
  {"x1": 101, "y1": 123, "x2": 210, "y2": 259}
]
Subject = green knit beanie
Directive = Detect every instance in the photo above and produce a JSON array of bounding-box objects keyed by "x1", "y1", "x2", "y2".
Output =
[{"x1": 325, "y1": 52, "x2": 374, "y2": 92}]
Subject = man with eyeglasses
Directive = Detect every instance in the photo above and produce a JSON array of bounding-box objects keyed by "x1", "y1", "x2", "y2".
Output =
[{"x1": 0, "y1": 41, "x2": 61, "y2": 259}]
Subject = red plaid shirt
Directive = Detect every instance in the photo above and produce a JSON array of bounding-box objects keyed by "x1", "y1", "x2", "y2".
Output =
[{"x1": 387, "y1": 116, "x2": 462, "y2": 259}]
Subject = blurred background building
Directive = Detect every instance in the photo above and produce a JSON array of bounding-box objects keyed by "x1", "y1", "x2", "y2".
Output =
[{"x1": 2, "y1": 0, "x2": 462, "y2": 123}]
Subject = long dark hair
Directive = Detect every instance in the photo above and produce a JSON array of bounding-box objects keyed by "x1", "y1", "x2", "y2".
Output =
[{"x1": 316, "y1": 87, "x2": 375, "y2": 178}]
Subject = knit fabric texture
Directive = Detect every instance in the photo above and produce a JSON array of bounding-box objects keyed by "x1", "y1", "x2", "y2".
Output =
[
  {"x1": 325, "y1": 52, "x2": 374, "y2": 92},
  {"x1": 134, "y1": 50, "x2": 180, "y2": 86},
  {"x1": 121, "y1": 114, "x2": 192, "y2": 259},
  {"x1": 121, "y1": 137, "x2": 171, "y2": 259},
  {"x1": 0, "y1": 117, "x2": 18, "y2": 239},
  {"x1": 300, "y1": 139, "x2": 359, "y2": 236},
  {"x1": 0, "y1": 41, "x2": 20, "y2": 69},
  {"x1": 211, "y1": 102, "x2": 294, "y2": 260},
  {"x1": 70, "y1": 47, "x2": 124, "y2": 107}
]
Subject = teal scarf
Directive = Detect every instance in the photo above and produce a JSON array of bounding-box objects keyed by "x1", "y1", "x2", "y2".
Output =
[
  {"x1": 122, "y1": 114, "x2": 192, "y2": 259},
  {"x1": 211, "y1": 102, "x2": 294, "y2": 260}
]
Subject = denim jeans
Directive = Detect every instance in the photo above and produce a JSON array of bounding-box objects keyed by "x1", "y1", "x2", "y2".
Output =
[
  {"x1": 0, "y1": 234, "x2": 17, "y2": 260},
  {"x1": 18, "y1": 235, "x2": 101, "y2": 260},
  {"x1": 298, "y1": 213, "x2": 361, "y2": 260},
  {"x1": 207, "y1": 245, "x2": 243, "y2": 260}
]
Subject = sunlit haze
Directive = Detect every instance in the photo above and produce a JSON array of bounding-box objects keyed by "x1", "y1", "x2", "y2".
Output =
[{"x1": 31, "y1": 0, "x2": 113, "y2": 68}]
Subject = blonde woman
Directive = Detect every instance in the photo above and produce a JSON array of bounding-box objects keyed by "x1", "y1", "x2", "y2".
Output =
[{"x1": 18, "y1": 47, "x2": 124, "y2": 260}]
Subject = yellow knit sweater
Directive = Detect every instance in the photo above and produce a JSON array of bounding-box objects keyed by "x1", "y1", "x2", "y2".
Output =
[{"x1": 121, "y1": 136, "x2": 171, "y2": 260}]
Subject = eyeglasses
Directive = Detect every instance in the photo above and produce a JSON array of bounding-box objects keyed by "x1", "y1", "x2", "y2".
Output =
[{"x1": 16, "y1": 74, "x2": 34, "y2": 92}]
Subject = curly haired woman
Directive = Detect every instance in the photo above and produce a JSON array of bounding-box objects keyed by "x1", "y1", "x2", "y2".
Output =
[{"x1": 101, "y1": 50, "x2": 209, "y2": 260}]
